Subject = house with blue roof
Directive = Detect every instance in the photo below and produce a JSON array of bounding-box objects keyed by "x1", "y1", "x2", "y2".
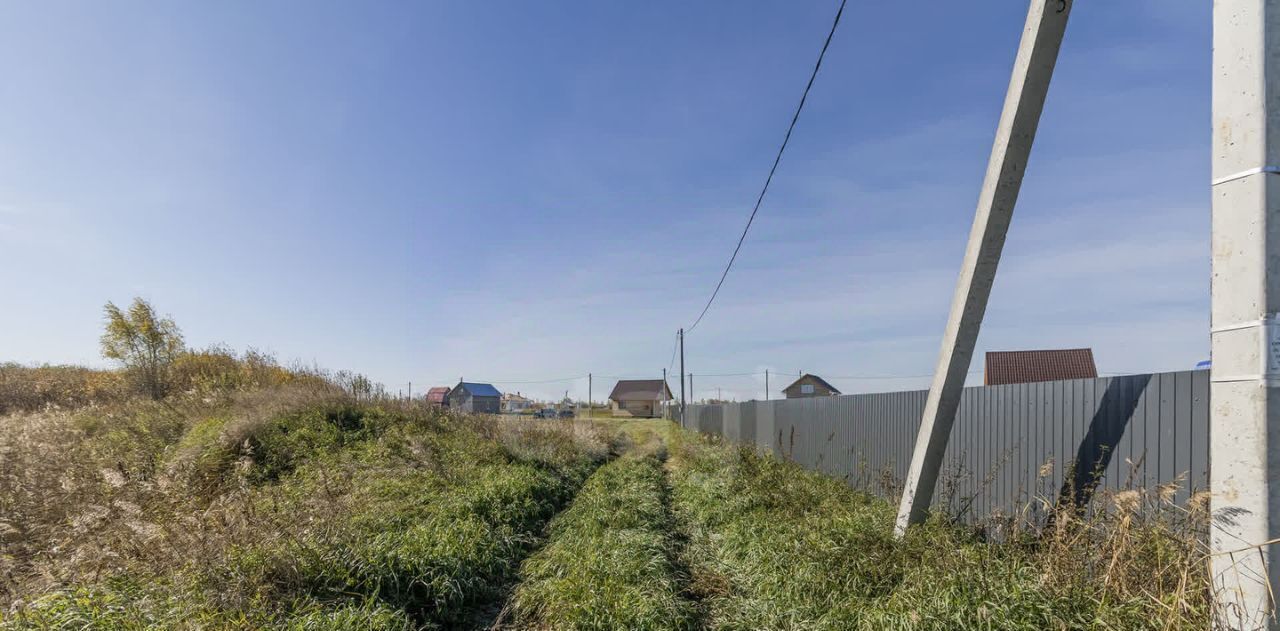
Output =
[{"x1": 447, "y1": 381, "x2": 502, "y2": 414}]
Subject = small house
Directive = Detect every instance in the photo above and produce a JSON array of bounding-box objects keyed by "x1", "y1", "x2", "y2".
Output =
[
  {"x1": 425, "y1": 387, "x2": 451, "y2": 407},
  {"x1": 447, "y1": 381, "x2": 502, "y2": 414},
  {"x1": 782, "y1": 374, "x2": 841, "y2": 399},
  {"x1": 608, "y1": 379, "x2": 672, "y2": 418},
  {"x1": 984, "y1": 348, "x2": 1097, "y2": 385},
  {"x1": 502, "y1": 391, "x2": 533, "y2": 414}
]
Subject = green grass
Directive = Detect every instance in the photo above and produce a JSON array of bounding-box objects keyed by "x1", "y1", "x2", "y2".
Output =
[
  {"x1": 1, "y1": 396, "x2": 613, "y2": 630},
  {"x1": 2, "y1": 387, "x2": 1210, "y2": 630},
  {"x1": 666, "y1": 431, "x2": 1211, "y2": 631},
  {"x1": 512, "y1": 453, "x2": 692, "y2": 630}
]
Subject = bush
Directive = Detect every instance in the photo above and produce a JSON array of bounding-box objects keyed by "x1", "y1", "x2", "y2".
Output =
[{"x1": 170, "y1": 346, "x2": 327, "y2": 396}]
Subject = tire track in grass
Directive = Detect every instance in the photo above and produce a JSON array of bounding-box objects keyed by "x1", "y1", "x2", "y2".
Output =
[
  {"x1": 660, "y1": 443, "x2": 710, "y2": 631},
  {"x1": 507, "y1": 450, "x2": 695, "y2": 630},
  {"x1": 232, "y1": 425, "x2": 610, "y2": 630}
]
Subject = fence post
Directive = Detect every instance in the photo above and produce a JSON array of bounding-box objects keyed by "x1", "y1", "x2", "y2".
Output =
[
  {"x1": 894, "y1": 0, "x2": 1071, "y2": 536},
  {"x1": 1210, "y1": 0, "x2": 1280, "y2": 626}
]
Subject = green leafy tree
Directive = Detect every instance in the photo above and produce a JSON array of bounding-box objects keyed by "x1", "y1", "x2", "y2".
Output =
[{"x1": 101, "y1": 297, "x2": 185, "y2": 399}]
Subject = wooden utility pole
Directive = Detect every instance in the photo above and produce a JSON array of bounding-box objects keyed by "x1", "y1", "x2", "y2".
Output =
[
  {"x1": 679, "y1": 328, "x2": 686, "y2": 423},
  {"x1": 765, "y1": 369, "x2": 770, "y2": 401},
  {"x1": 588, "y1": 373, "x2": 592, "y2": 418},
  {"x1": 895, "y1": 0, "x2": 1072, "y2": 536},
  {"x1": 1210, "y1": 0, "x2": 1280, "y2": 626},
  {"x1": 662, "y1": 368, "x2": 668, "y2": 418}
]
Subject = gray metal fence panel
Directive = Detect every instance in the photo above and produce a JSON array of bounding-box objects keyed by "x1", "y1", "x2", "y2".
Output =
[
  {"x1": 680, "y1": 370, "x2": 1210, "y2": 524},
  {"x1": 723, "y1": 403, "x2": 741, "y2": 442}
]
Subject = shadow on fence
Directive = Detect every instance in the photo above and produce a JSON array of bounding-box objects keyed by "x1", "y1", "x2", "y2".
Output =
[
  {"x1": 681, "y1": 370, "x2": 1208, "y2": 526},
  {"x1": 1060, "y1": 373, "x2": 1151, "y2": 511}
]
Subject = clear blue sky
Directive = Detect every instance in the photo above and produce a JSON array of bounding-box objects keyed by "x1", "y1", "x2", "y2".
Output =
[{"x1": 0, "y1": 1, "x2": 1208, "y2": 402}]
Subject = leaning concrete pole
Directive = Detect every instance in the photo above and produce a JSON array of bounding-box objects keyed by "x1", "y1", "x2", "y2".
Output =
[
  {"x1": 894, "y1": 0, "x2": 1071, "y2": 536},
  {"x1": 1210, "y1": 1, "x2": 1280, "y2": 627}
]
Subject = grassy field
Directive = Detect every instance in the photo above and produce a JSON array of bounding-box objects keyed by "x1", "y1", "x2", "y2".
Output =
[
  {"x1": 0, "y1": 386, "x2": 614, "y2": 629},
  {"x1": 1, "y1": 388, "x2": 1209, "y2": 630}
]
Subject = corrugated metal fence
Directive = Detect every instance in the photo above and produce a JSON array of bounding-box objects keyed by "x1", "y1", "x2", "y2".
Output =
[{"x1": 681, "y1": 370, "x2": 1209, "y2": 524}]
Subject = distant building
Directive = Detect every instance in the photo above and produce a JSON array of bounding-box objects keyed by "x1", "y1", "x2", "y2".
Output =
[
  {"x1": 425, "y1": 387, "x2": 451, "y2": 407},
  {"x1": 984, "y1": 348, "x2": 1098, "y2": 385},
  {"x1": 502, "y1": 391, "x2": 533, "y2": 413},
  {"x1": 782, "y1": 374, "x2": 841, "y2": 399},
  {"x1": 608, "y1": 379, "x2": 672, "y2": 418},
  {"x1": 447, "y1": 381, "x2": 502, "y2": 414}
]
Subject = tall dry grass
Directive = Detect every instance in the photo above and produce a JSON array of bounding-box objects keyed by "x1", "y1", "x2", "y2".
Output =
[
  {"x1": 0, "y1": 363, "x2": 126, "y2": 414},
  {"x1": 667, "y1": 431, "x2": 1213, "y2": 630},
  {"x1": 0, "y1": 380, "x2": 619, "y2": 629},
  {"x1": 0, "y1": 384, "x2": 331, "y2": 603}
]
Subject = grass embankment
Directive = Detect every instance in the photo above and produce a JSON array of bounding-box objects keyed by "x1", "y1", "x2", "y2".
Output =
[
  {"x1": 1, "y1": 387, "x2": 613, "y2": 629},
  {"x1": 668, "y1": 432, "x2": 1211, "y2": 631},
  {"x1": 511, "y1": 449, "x2": 692, "y2": 630}
]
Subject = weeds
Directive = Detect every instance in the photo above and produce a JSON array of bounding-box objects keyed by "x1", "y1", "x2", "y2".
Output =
[
  {"x1": 666, "y1": 430, "x2": 1212, "y2": 630},
  {"x1": 1, "y1": 380, "x2": 1213, "y2": 630},
  {"x1": 1, "y1": 389, "x2": 611, "y2": 629}
]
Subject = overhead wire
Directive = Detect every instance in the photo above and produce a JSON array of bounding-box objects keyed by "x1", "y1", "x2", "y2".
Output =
[{"x1": 684, "y1": 0, "x2": 848, "y2": 334}]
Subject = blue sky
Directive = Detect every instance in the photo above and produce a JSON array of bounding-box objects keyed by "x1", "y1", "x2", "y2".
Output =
[{"x1": 0, "y1": 1, "x2": 1209, "y2": 402}]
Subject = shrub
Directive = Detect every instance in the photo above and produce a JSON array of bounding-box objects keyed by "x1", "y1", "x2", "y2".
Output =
[
  {"x1": 100, "y1": 298, "x2": 185, "y2": 400},
  {"x1": 170, "y1": 346, "x2": 326, "y2": 396}
]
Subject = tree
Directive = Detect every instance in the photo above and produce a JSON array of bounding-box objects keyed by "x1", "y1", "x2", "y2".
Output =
[{"x1": 101, "y1": 297, "x2": 185, "y2": 399}]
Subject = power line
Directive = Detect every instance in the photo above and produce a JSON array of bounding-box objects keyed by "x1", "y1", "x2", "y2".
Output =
[
  {"x1": 408, "y1": 367, "x2": 1153, "y2": 391},
  {"x1": 488, "y1": 376, "x2": 587, "y2": 384},
  {"x1": 665, "y1": 332, "x2": 679, "y2": 377},
  {"x1": 685, "y1": 0, "x2": 848, "y2": 334},
  {"x1": 823, "y1": 370, "x2": 983, "y2": 381},
  {"x1": 413, "y1": 375, "x2": 587, "y2": 386}
]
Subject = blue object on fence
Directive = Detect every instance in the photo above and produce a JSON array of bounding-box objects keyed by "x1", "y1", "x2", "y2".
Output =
[{"x1": 1194, "y1": 360, "x2": 1211, "y2": 370}]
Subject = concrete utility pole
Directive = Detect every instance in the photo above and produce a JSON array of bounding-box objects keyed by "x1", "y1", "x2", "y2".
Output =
[
  {"x1": 1210, "y1": 1, "x2": 1280, "y2": 626},
  {"x1": 894, "y1": 0, "x2": 1071, "y2": 536},
  {"x1": 662, "y1": 368, "x2": 668, "y2": 418},
  {"x1": 588, "y1": 373, "x2": 592, "y2": 417},
  {"x1": 679, "y1": 329, "x2": 686, "y2": 424},
  {"x1": 766, "y1": 369, "x2": 770, "y2": 401}
]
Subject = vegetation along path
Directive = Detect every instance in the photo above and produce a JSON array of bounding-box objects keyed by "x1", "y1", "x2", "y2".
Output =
[
  {"x1": 0, "y1": 390, "x2": 616, "y2": 630},
  {"x1": 505, "y1": 444, "x2": 696, "y2": 630},
  {"x1": 0, "y1": 378, "x2": 1214, "y2": 631}
]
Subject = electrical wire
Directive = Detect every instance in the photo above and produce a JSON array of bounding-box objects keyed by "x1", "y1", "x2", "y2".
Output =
[
  {"x1": 414, "y1": 375, "x2": 587, "y2": 386},
  {"x1": 685, "y1": 0, "x2": 848, "y2": 334},
  {"x1": 488, "y1": 376, "x2": 587, "y2": 384},
  {"x1": 822, "y1": 370, "x2": 983, "y2": 380},
  {"x1": 666, "y1": 331, "x2": 679, "y2": 377}
]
